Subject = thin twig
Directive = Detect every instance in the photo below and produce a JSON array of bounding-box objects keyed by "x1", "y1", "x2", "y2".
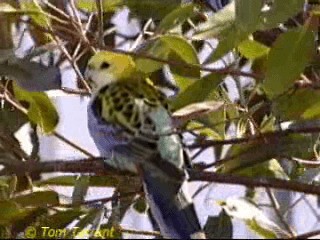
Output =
[
  {"x1": 130, "y1": 18, "x2": 153, "y2": 51},
  {"x1": 265, "y1": 188, "x2": 296, "y2": 237},
  {"x1": 44, "y1": 1, "x2": 72, "y2": 21},
  {"x1": 95, "y1": 0, "x2": 105, "y2": 47},
  {"x1": 69, "y1": 0, "x2": 83, "y2": 28},
  {"x1": 53, "y1": 131, "x2": 95, "y2": 158},
  {"x1": 59, "y1": 191, "x2": 141, "y2": 208},
  {"x1": 189, "y1": 171, "x2": 320, "y2": 196},
  {"x1": 286, "y1": 156, "x2": 320, "y2": 166},
  {"x1": 291, "y1": 229, "x2": 320, "y2": 239},
  {"x1": 188, "y1": 124, "x2": 320, "y2": 150},
  {"x1": 191, "y1": 182, "x2": 211, "y2": 198},
  {"x1": 52, "y1": 36, "x2": 92, "y2": 92},
  {"x1": 61, "y1": 87, "x2": 91, "y2": 96}
]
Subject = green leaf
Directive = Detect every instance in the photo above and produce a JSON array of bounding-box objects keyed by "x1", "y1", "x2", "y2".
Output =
[
  {"x1": 89, "y1": 176, "x2": 119, "y2": 187},
  {"x1": 197, "y1": 88, "x2": 232, "y2": 137},
  {"x1": 193, "y1": 3, "x2": 240, "y2": 62},
  {"x1": 135, "y1": 39, "x2": 169, "y2": 74},
  {"x1": 172, "y1": 73, "x2": 194, "y2": 92},
  {"x1": 236, "y1": 159, "x2": 289, "y2": 180},
  {"x1": 72, "y1": 175, "x2": 90, "y2": 206},
  {"x1": 161, "y1": 35, "x2": 200, "y2": 79},
  {"x1": 238, "y1": 39, "x2": 270, "y2": 60},
  {"x1": 263, "y1": 28, "x2": 314, "y2": 97},
  {"x1": 13, "y1": 191, "x2": 59, "y2": 207},
  {"x1": 186, "y1": 121, "x2": 222, "y2": 140},
  {"x1": 125, "y1": 0, "x2": 180, "y2": 20},
  {"x1": 21, "y1": 0, "x2": 49, "y2": 26},
  {"x1": 7, "y1": 175, "x2": 17, "y2": 198},
  {"x1": 161, "y1": 36, "x2": 199, "y2": 66},
  {"x1": 235, "y1": 0, "x2": 263, "y2": 33},
  {"x1": 261, "y1": 0, "x2": 305, "y2": 30},
  {"x1": 273, "y1": 89, "x2": 320, "y2": 120},
  {"x1": 0, "y1": 102, "x2": 28, "y2": 135},
  {"x1": 133, "y1": 196, "x2": 148, "y2": 214},
  {"x1": 196, "y1": 0, "x2": 305, "y2": 63},
  {"x1": 207, "y1": 0, "x2": 264, "y2": 62},
  {"x1": 13, "y1": 83, "x2": 59, "y2": 134},
  {"x1": 193, "y1": 2, "x2": 235, "y2": 40},
  {"x1": 76, "y1": 0, "x2": 123, "y2": 12},
  {"x1": 157, "y1": 4, "x2": 197, "y2": 33},
  {"x1": 20, "y1": 0, "x2": 52, "y2": 44},
  {"x1": 171, "y1": 73, "x2": 222, "y2": 111},
  {"x1": 13, "y1": 207, "x2": 48, "y2": 237},
  {"x1": 204, "y1": 211, "x2": 233, "y2": 239},
  {"x1": 0, "y1": 200, "x2": 29, "y2": 224},
  {"x1": 173, "y1": 100, "x2": 224, "y2": 121},
  {"x1": 136, "y1": 35, "x2": 199, "y2": 79},
  {"x1": 0, "y1": 182, "x2": 9, "y2": 201},
  {"x1": 0, "y1": 2, "x2": 41, "y2": 18},
  {"x1": 222, "y1": 133, "x2": 314, "y2": 174},
  {"x1": 247, "y1": 219, "x2": 277, "y2": 239},
  {"x1": 0, "y1": 2, "x2": 16, "y2": 13},
  {"x1": 208, "y1": 26, "x2": 249, "y2": 62},
  {"x1": 36, "y1": 175, "x2": 119, "y2": 187},
  {"x1": 35, "y1": 176, "x2": 77, "y2": 186},
  {"x1": 221, "y1": 197, "x2": 289, "y2": 238}
]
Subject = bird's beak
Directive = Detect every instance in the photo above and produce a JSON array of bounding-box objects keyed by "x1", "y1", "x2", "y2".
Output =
[
  {"x1": 84, "y1": 67, "x2": 99, "y2": 90},
  {"x1": 84, "y1": 67, "x2": 93, "y2": 85},
  {"x1": 84, "y1": 67, "x2": 90, "y2": 80}
]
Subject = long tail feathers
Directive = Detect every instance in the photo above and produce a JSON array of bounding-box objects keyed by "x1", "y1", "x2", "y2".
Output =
[{"x1": 142, "y1": 169, "x2": 205, "y2": 239}]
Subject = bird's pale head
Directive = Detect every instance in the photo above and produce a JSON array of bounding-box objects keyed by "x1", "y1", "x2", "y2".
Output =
[{"x1": 85, "y1": 51, "x2": 136, "y2": 91}]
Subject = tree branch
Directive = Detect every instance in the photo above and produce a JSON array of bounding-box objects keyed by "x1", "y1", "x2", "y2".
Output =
[
  {"x1": 187, "y1": 124, "x2": 320, "y2": 150},
  {"x1": 189, "y1": 171, "x2": 320, "y2": 196},
  {"x1": 3, "y1": 158, "x2": 320, "y2": 196}
]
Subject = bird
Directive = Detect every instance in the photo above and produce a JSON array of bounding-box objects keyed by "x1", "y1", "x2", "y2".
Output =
[{"x1": 85, "y1": 51, "x2": 205, "y2": 239}]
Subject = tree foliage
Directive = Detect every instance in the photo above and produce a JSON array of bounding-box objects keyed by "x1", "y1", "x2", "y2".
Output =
[{"x1": 0, "y1": 0, "x2": 320, "y2": 238}]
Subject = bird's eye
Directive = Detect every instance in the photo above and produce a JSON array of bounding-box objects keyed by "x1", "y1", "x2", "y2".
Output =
[{"x1": 100, "y1": 61, "x2": 110, "y2": 69}]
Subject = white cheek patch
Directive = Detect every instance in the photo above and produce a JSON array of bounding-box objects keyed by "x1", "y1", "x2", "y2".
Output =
[{"x1": 89, "y1": 70, "x2": 116, "y2": 92}]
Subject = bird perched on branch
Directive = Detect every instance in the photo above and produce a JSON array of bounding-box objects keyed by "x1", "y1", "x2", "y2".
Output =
[{"x1": 86, "y1": 51, "x2": 205, "y2": 239}]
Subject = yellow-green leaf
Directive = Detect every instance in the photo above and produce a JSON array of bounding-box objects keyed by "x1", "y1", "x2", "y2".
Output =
[
  {"x1": 263, "y1": 28, "x2": 314, "y2": 97},
  {"x1": 20, "y1": 0, "x2": 52, "y2": 44},
  {"x1": 235, "y1": 0, "x2": 263, "y2": 33},
  {"x1": 204, "y1": 211, "x2": 233, "y2": 239},
  {"x1": 171, "y1": 73, "x2": 222, "y2": 110},
  {"x1": 157, "y1": 4, "x2": 197, "y2": 33},
  {"x1": 36, "y1": 175, "x2": 119, "y2": 187},
  {"x1": 261, "y1": 0, "x2": 305, "y2": 30},
  {"x1": 13, "y1": 83, "x2": 59, "y2": 134},
  {"x1": 0, "y1": 200, "x2": 29, "y2": 224},
  {"x1": 13, "y1": 190, "x2": 59, "y2": 207},
  {"x1": 136, "y1": 35, "x2": 199, "y2": 79},
  {"x1": 76, "y1": 0, "x2": 123, "y2": 12},
  {"x1": 193, "y1": 2, "x2": 235, "y2": 40},
  {"x1": 238, "y1": 39, "x2": 270, "y2": 60},
  {"x1": 125, "y1": 0, "x2": 180, "y2": 20},
  {"x1": 273, "y1": 89, "x2": 320, "y2": 121},
  {"x1": 133, "y1": 196, "x2": 148, "y2": 214}
]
